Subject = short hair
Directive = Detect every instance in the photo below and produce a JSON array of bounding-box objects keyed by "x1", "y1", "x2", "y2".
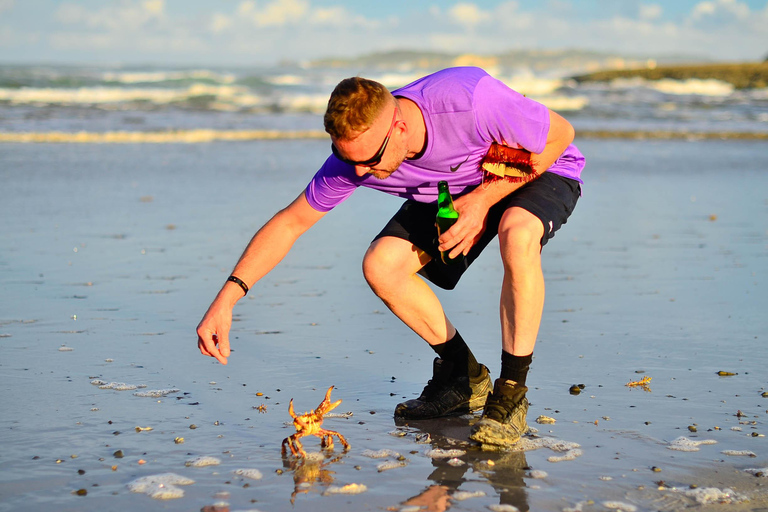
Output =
[{"x1": 324, "y1": 77, "x2": 392, "y2": 140}]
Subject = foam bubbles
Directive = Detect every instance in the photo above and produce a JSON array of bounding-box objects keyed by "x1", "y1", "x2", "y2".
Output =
[
  {"x1": 377, "y1": 460, "x2": 407, "y2": 472},
  {"x1": 362, "y1": 449, "x2": 401, "y2": 459},
  {"x1": 721, "y1": 450, "x2": 756, "y2": 457},
  {"x1": 233, "y1": 469, "x2": 263, "y2": 480},
  {"x1": 133, "y1": 388, "x2": 180, "y2": 397},
  {"x1": 452, "y1": 490, "x2": 486, "y2": 501},
  {"x1": 488, "y1": 504, "x2": 520, "y2": 512},
  {"x1": 602, "y1": 502, "x2": 637, "y2": 511},
  {"x1": 127, "y1": 473, "x2": 194, "y2": 500},
  {"x1": 547, "y1": 449, "x2": 583, "y2": 463},
  {"x1": 682, "y1": 486, "x2": 745, "y2": 504},
  {"x1": 515, "y1": 437, "x2": 583, "y2": 462},
  {"x1": 667, "y1": 436, "x2": 717, "y2": 452},
  {"x1": 185, "y1": 456, "x2": 221, "y2": 467},
  {"x1": 323, "y1": 483, "x2": 367, "y2": 495},
  {"x1": 425, "y1": 448, "x2": 466, "y2": 459}
]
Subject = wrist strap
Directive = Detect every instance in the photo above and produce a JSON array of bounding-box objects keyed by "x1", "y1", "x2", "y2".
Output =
[{"x1": 227, "y1": 275, "x2": 249, "y2": 296}]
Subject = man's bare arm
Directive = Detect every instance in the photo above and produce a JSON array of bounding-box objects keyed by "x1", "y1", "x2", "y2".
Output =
[{"x1": 197, "y1": 192, "x2": 326, "y2": 364}]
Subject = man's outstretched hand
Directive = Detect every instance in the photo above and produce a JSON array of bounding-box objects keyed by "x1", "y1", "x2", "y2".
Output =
[{"x1": 196, "y1": 301, "x2": 233, "y2": 365}]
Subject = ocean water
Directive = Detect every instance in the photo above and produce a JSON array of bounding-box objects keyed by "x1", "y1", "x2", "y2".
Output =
[
  {"x1": 1, "y1": 135, "x2": 766, "y2": 511},
  {"x1": 1, "y1": 63, "x2": 767, "y2": 138}
]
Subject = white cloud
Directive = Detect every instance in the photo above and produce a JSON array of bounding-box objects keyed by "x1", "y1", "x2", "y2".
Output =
[
  {"x1": 55, "y1": 0, "x2": 165, "y2": 31},
  {"x1": 10, "y1": 0, "x2": 765, "y2": 65},
  {"x1": 448, "y1": 3, "x2": 492, "y2": 28},
  {"x1": 690, "y1": 0, "x2": 751, "y2": 21},
  {"x1": 246, "y1": 0, "x2": 309, "y2": 27},
  {"x1": 639, "y1": 4, "x2": 663, "y2": 21},
  {"x1": 210, "y1": 12, "x2": 232, "y2": 33}
]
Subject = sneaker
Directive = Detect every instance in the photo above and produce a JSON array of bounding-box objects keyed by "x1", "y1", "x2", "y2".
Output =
[
  {"x1": 469, "y1": 379, "x2": 529, "y2": 448},
  {"x1": 394, "y1": 358, "x2": 491, "y2": 419}
]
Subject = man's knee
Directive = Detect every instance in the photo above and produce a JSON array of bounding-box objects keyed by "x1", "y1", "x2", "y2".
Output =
[
  {"x1": 498, "y1": 208, "x2": 544, "y2": 261},
  {"x1": 362, "y1": 237, "x2": 420, "y2": 291}
]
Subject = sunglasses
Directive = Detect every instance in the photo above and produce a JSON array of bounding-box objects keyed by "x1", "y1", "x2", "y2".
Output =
[{"x1": 331, "y1": 107, "x2": 397, "y2": 168}]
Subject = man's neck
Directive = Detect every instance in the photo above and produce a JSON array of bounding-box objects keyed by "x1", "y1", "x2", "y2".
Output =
[{"x1": 396, "y1": 97, "x2": 427, "y2": 159}]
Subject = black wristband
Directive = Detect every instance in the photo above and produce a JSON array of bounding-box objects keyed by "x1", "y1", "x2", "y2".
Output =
[{"x1": 227, "y1": 275, "x2": 249, "y2": 296}]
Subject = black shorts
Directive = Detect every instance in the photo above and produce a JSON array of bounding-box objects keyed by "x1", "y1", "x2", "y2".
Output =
[{"x1": 373, "y1": 172, "x2": 581, "y2": 290}]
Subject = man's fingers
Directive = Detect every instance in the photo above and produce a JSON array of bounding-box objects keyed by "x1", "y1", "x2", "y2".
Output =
[
  {"x1": 210, "y1": 334, "x2": 229, "y2": 365},
  {"x1": 217, "y1": 332, "x2": 231, "y2": 358},
  {"x1": 198, "y1": 330, "x2": 229, "y2": 365}
]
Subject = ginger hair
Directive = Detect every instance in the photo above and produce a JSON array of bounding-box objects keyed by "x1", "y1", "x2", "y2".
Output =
[{"x1": 324, "y1": 77, "x2": 393, "y2": 140}]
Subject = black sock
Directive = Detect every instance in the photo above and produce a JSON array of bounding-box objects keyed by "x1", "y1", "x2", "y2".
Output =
[
  {"x1": 500, "y1": 350, "x2": 532, "y2": 386},
  {"x1": 430, "y1": 331, "x2": 481, "y2": 378}
]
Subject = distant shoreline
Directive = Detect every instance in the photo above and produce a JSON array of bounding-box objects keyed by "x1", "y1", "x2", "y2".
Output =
[
  {"x1": 1, "y1": 129, "x2": 767, "y2": 143},
  {"x1": 572, "y1": 62, "x2": 768, "y2": 89}
]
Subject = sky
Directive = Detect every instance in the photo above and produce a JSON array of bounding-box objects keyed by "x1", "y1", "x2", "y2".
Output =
[{"x1": 0, "y1": 0, "x2": 766, "y2": 66}]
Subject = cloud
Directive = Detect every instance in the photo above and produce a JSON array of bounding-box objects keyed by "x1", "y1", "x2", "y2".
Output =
[
  {"x1": 251, "y1": 0, "x2": 309, "y2": 27},
  {"x1": 639, "y1": 4, "x2": 663, "y2": 21},
  {"x1": 690, "y1": 0, "x2": 751, "y2": 21},
  {"x1": 55, "y1": 0, "x2": 165, "y2": 31},
  {"x1": 5, "y1": 0, "x2": 767, "y2": 65},
  {"x1": 448, "y1": 3, "x2": 492, "y2": 28}
]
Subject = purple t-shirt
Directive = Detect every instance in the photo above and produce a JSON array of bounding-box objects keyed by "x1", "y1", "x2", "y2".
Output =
[{"x1": 306, "y1": 67, "x2": 585, "y2": 212}]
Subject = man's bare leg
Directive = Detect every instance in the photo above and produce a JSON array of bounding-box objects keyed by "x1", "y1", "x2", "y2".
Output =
[
  {"x1": 362, "y1": 236, "x2": 455, "y2": 345},
  {"x1": 471, "y1": 207, "x2": 544, "y2": 447},
  {"x1": 363, "y1": 236, "x2": 491, "y2": 419},
  {"x1": 498, "y1": 207, "x2": 546, "y2": 357}
]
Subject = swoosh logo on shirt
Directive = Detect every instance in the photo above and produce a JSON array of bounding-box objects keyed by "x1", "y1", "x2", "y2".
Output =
[{"x1": 450, "y1": 155, "x2": 470, "y2": 172}]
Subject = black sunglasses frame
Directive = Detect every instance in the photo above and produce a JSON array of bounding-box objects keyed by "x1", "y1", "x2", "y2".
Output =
[{"x1": 331, "y1": 107, "x2": 398, "y2": 168}]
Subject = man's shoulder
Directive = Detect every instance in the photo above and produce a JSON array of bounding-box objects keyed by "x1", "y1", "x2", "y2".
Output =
[{"x1": 395, "y1": 67, "x2": 490, "y2": 95}]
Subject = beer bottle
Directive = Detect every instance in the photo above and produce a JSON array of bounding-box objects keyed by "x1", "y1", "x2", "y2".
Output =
[{"x1": 436, "y1": 180, "x2": 464, "y2": 265}]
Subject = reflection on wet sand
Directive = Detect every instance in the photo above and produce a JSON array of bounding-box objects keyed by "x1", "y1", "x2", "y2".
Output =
[
  {"x1": 395, "y1": 416, "x2": 532, "y2": 512},
  {"x1": 281, "y1": 453, "x2": 344, "y2": 504}
]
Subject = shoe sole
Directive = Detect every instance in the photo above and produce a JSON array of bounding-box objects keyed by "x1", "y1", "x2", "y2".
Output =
[{"x1": 469, "y1": 398, "x2": 529, "y2": 448}]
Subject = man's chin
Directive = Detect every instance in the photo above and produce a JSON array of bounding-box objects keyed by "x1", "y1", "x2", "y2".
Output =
[{"x1": 371, "y1": 169, "x2": 395, "y2": 180}]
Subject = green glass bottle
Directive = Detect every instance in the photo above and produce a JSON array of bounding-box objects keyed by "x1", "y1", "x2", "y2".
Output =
[{"x1": 436, "y1": 180, "x2": 463, "y2": 265}]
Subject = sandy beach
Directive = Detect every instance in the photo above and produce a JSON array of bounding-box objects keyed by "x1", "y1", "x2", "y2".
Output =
[{"x1": 1, "y1": 137, "x2": 766, "y2": 511}]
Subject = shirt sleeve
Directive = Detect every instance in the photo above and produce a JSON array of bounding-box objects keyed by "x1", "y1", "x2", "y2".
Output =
[
  {"x1": 304, "y1": 155, "x2": 359, "y2": 212},
  {"x1": 472, "y1": 75, "x2": 550, "y2": 154}
]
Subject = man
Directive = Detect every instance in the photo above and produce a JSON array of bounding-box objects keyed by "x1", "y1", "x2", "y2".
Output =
[{"x1": 197, "y1": 67, "x2": 584, "y2": 448}]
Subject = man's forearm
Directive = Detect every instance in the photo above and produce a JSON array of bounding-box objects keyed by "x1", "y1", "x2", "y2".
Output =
[{"x1": 218, "y1": 192, "x2": 325, "y2": 306}]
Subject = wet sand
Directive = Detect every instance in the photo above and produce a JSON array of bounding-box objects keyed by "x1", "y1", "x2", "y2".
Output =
[{"x1": 0, "y1": 138, "x2": 766, "y2": 511}]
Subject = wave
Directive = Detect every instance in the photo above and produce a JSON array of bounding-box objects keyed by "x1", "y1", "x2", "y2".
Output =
[
  {"x1": 0, "y1": 83, "x2": 332, "y2": 113},
  {"x1": 1, "y1": 129, "x2": 765, "y2": 144},
  {"x1": 101, "y1": 69, "x2": 237, "y2": 85},
  {"x1": 0, "y1": 129, "x2": 328, "y2": 143},
  {"x1": 594, "y1": 77, "x2": 736, "y2": 96}
]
